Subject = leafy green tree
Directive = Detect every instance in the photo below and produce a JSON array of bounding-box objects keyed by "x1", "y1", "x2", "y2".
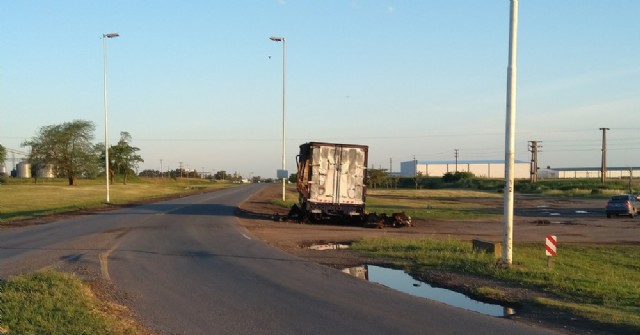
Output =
[
  {"x1": 214, "y1": 170, "x2": 227, "y2": 180},
  {"x1": 388, "y1": 175, "x2": 400, "y2": 189},
  {"x1": 415, "y1": 171, "x2": 424, "y2": 189},
  {"x1": 0, "y1": 144, "x2": 6, "y2": 179},
  {"x1": 443, "y1": 171, "x2": 475, "y2": 183},
  {"x1": 110, "y1": 132, "x2": 144, "y2": 185},
  {"x1": 230, "y1": 172, "x2": 242, "y2": 182},
  {"x1": 368, "y1": 168, "x2": 388, "y2": 189},
  {"x1": 288, "y1": 173, "x2": 297, "y2": 183},
  {"x1": 23, "y1": 120, "x2": 98, "y2": 185},
  {"x1": 0, "y1": 144, "x2": 6, "y2": 164},
  {"x1": 139, "y1": 169, "x2": 160, "y2": 177}
]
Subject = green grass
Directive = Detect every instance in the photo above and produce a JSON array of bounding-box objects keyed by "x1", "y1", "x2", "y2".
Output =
[
  {"x1": 271, "y1": 187, "x2": 504, "y2": 220},
  {"x1": 0, "y1": 178, "x2": 241, "y2": 333},
  {"x1": 352, "y1": 238, "x2": 640, "y2": 330},
  {"x1": 0, "y1": 177, "x2": 238, "y2": 222},
  {"x1": 0, "y1": 271, "x2": 143, "y2": 335},
  {"x1": 366, "y1": 189, "x2": 502, "y2": 220},
  {"x1": 268, "y1": 188, "x2": 299, "y2": 209}
]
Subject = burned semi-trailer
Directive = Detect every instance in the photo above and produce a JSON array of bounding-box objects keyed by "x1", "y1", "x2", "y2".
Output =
[{"x1": 293, "y1": 142, "x2": 368, "y2": 223}]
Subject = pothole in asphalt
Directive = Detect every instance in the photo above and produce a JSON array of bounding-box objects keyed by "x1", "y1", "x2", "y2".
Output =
[{"x1": 343, "y1": 265, "x2": 516, "y2": 318}]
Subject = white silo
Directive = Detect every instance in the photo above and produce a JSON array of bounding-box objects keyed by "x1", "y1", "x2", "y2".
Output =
[
  {"x1": 16, "y1": 161, "x2": 31, "y2": 178},
  {"x1": 37, "y1": 164, "x2": 55, "y2": 178}
]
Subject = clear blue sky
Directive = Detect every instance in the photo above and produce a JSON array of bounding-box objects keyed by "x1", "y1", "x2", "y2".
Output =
[{"x1": 2, "y1": 1, "x2": 639, "y2": 178}]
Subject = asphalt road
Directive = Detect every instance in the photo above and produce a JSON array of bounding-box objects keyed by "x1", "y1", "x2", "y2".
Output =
[{"x1": 0, "y1": 184, "x2": 560, "y2": 335}]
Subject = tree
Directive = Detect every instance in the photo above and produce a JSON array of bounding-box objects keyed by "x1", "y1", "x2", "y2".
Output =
[
  {"x1": 139, "y1": 169, "x2": 160, "y2": 177},
  {"x1": 0, "y1": 144, "x2": 6, "y2": 178},
  {"x1": 23, "y1": 120, "x2": 98, "y2": 186},
  {"x1": 368, "y1": 168, "x2": 389, "y2": 189},
  {"x1": 415, "y1": 171, "x2": 424, "y2": 189},
  {"x1": 443, "y1": 171, "x2": 475, "y2": 183},
  {"x1": 214, "y1": 170, "x2": 227, "y2": 180},
  {"x1": 110, "y1": 132, "x2": 144, "y2": 184},
  {"x1": 0, "y1": 144, "x2": 6, "y2": 164}
]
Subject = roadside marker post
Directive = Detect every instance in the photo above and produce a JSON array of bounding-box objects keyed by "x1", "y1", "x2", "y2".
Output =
[{"x1": 545, "y1": 235, "x2": 557, "y2": 270}]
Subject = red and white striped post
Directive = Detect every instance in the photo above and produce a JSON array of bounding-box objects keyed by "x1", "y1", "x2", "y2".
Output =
[{"x1": 545, "y1": 235, "x2": 557, "y2": 269}]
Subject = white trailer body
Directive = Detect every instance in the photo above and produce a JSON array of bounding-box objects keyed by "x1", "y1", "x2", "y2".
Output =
[{"x1": 296, "y1": 142, "x2": 368, "y2": 219}]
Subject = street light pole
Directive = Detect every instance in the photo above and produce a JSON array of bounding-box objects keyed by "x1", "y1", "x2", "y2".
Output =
[
  {"x1": 503, "y1": 0, "x2": 518, "y2": 267},
  {"x1": 270, "y1": 36, "x2": 286, "y2": 201},
  {"x1": 103, "y1": 32, "x2": 119, "y2": 203}
]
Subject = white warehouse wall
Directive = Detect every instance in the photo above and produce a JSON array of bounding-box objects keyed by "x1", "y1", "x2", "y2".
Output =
[{"x1": 400, "y1": 160, "x2": 530, "y2": 179}]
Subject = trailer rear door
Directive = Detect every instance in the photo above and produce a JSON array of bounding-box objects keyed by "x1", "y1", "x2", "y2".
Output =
[{"x1": 309, "y1": 144, "x2": 366, "y2": 206}]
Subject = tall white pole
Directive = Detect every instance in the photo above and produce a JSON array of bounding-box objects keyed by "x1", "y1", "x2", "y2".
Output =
[
  {"x1": 270, "y1": 36, "x2": 286, "y2": 201},
  {"x1": 281, "y1": 37, "x2": 286, "y2": 202},
  {"x1": 503, "y1": 0, "x2": 518, "y2": 267},
  {"x1": 103, "y1": 33, "x2": 119, "y2": 204}
]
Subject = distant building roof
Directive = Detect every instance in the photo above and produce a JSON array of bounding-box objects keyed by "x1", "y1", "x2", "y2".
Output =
[{"x1": 408, "y1": 160, "x2": 528, "y2": 165}]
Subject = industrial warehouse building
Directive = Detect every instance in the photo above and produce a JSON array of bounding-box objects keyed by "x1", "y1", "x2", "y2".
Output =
[
  {"x1": 549, "y1": 167, "x2": 640, "y2": 179},
  {"x1": 399, "y1": 160, "x2": 639, "y2": 180},
  {"x1": 400, "y1": 160, "x2": 530, "y2": 179}
]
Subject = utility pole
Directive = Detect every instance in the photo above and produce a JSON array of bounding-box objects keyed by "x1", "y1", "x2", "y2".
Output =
[
  {"x1": 600, "y1": 128, "x2": 609, "y2": 183},
  {"x1": 528, "y1": 141, "x2": 541, "y2": 182},
  {"x1": 160, "y1": 159, "x2": 163, "y2": 178},
  {"x1": 414, "y1": 155, "x2": 418, "y2": 190},
  {"x1": 389, "y1": 158, "x2": 395, "y2": 189},
  {"x1": 454, "y1": 149, "x2": 459, "y2": 172}
]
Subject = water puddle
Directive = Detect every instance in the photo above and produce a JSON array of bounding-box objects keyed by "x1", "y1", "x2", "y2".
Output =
[
  {"x1": 307, "y1": 243, "x2": 350, "y2": 250},
  {"x1": 343, "y1": 265, "x2": 515, "y2": 317}
]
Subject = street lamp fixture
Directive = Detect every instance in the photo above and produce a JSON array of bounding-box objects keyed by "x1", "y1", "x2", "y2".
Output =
[
  {"x1": 270, "y1": 36, "x2": 286, "y2": 201},
  {"x1": 103, "y1": 32, "x2": 119, "y2": 203}
]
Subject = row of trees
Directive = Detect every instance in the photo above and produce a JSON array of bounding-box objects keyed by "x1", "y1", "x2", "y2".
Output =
[
  {"x1": 22, "y1": 120, "x2": 143, "y2": 185},
  {"x1": 367, "y1": 169, "x2": 477, "y2": 190},
  {"x1": 138, "y1": 169, "x2": 265, "y2": 183}
]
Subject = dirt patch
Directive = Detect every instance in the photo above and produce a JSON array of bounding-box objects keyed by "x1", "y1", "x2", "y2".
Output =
[{"x1": 237, "y1": 184, "x2": 640, "y2": 335}]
